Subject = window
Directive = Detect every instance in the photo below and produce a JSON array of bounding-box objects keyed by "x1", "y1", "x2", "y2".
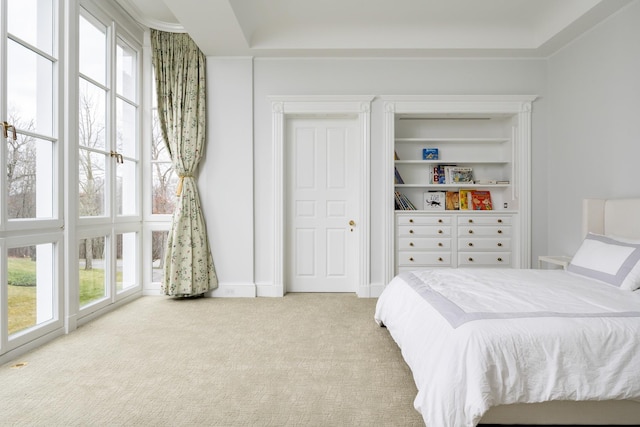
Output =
[
  {"x1": 7, "y1": 243, "x2": 55, "y2": 336},
  {"x1": 1, "y1": 0, "x2": 145, "y2": 364},
  {"x1": 78, "y1": 13, "x2": 107, "y2": 217},
  {"x1": 146, "y1": 72, "x2": 175, "y2": 288},
  {"x1": 76, "y1": 4, "x2": 142, "y2": 314},
  {"x1": 150, "y1": 81, "x2": 176, "y2": 215},
  {"x1": 1, "y1": 0, "x2": 62, "y2": 357},
  {"x1": 5, "y1": 0, "x2": 56, "y2": 220}
]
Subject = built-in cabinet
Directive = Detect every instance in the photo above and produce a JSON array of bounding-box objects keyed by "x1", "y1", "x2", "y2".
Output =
[{"x1": 383, "y1": 96, "x2": 536, "y2": 281}]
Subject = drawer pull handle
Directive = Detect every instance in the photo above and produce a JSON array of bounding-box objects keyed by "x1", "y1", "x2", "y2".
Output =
[
  {"x1": 468, "y1": 230, "x2": 473, "y2": 234},
  {"x1": 409, "y1": 257, "x2": 414, "y2": 261},
  {"x1": 468, "y1": 219, "x2": 474, "y2": 223},
  {"x1": 497, "y1": 219, "x2": 503, "y2": 223},
  {"x1": 409, "y1": 230, "x2": 414, "y2": 234},
  {"x1": 438, "y1": 219, "x2": 443, "y2": 223},
  {"x1": 498, "y1": 230, "x2": 502, "y2": 234},
  {"x1": 438, "y1": 229, "x2": 443, "y2": 234},
  {"x1": 468, "y1": 242, "x2": 473, "y2": 247},
  {"x1": 438, "y1": 257, "x2": 443, "y2": 262},
  {"x1": 468, "y1": 257, "x2": 474, "y2": 262},
  {"x1": 409, "y1": 219, "x2": 414, "y2": 223},
  {"x1": 438, "y1": 242, "x2": 443, "y2": 247},
  {"x1": 497, "y1": 242, "x2": 502, "y2": 247},
  {"x1": 409, "y1": 242, "x2": 414, "y2": 247},
  {"x1": 497, "y1": 257, "x2": 503, "y2": 262}
]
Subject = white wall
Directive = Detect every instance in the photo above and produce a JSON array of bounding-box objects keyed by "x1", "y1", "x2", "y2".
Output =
[
  {"x1": 547, "y1": 1, "x2": 640, "y2": 256},
  {"x1": 249, "y1": 58, "x2": 547, "y2": 293},
  {"x1": 199, "y1": 2, "x2": 640, "y2": 296},
  {"x1": 201, "y1": 57, "x2": 255, "y2": 296}
]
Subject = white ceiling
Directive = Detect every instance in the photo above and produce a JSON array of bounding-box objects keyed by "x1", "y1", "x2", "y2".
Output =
[{"x1": 115, "y1": 0, "x2": 632, "y2": 57}]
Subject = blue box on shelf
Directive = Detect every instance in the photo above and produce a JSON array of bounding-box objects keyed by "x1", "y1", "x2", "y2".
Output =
[{"x1": 423, "y1": 148, "x2": 439, "y2": 160}]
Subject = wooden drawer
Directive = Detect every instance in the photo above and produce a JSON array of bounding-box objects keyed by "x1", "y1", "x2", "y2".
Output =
[
  {"x1": 397, "y1": 215, "x2": 451, "y2": 226},
  {"x1": 397, "y1": 225, "x2": 451, "y2": 237},
  {"x1": 458, "y1": 238, "x2": 511, "y2": 251},
  {"x1": 458, "y1": 225, "x2": 511, "y2": 237},
  {"x1": 397, "y1": 251, "x2": 452, "y2": 266},
  {"x1": 457, "y1": 216, "x2": 512, "y2": 226},
  {"x1": 398, "y1": 237, "x2": 451, "y2": 250},
  {"x1": 458, "y1": 252, "x2": 511, "y2": 266}
]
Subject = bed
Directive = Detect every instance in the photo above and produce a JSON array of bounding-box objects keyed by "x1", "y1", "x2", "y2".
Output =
[{"x1": 375, "y1": 198, "x2": 640, "y2": 426}]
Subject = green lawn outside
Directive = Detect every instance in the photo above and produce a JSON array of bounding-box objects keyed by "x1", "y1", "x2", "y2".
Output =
[{"x1": 7, "y1": 257, "x2": 122, "y2": 335}]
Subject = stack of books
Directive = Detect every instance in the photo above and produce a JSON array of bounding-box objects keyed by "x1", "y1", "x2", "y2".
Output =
[{"x1": 394, "y1": 191, "x2": 416, "y2": 210}]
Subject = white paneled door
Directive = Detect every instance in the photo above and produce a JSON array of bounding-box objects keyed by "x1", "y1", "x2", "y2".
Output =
[{"x1": 285, "y1": 118, "x2": 360, "y2": 292}]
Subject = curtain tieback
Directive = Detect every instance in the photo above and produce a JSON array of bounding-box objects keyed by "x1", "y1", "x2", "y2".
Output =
[{"x1": 176, "y1": 174, "x2": 194, "y2": 196}]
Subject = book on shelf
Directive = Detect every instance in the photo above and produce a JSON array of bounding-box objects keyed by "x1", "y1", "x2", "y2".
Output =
[
  {"x1": 469, "y1": 190, "x2": 493, "y2": 210},
  {"x1": 430, "y1": 164, "x2": 455, "y2": 184},
  {"x1": 394, "y1": 167, "x2": 405, "y2": 184},
  {"x1": 459, "y1": 189, "x2": 472, "y2": 210},
  {"x1": 429, "y1": 164, "x2": 474, "y2": 184},
  {"x1": 445, "y1": 191, "x2": 459, "y2": 210},
  {"x1": 422, "y1": 148, "x2": 439, "y2": 160},
  {"x1": 447, "y1": 166, "x2": 474, "y2": 184},
  {"x1": 423, "y1": 191, "x2": 445, "y2": 210},
  {"x1": 394, "y1": 191, "x2": 416, "y2": 210},
  {"x1": 429, "y1": 165, "x2": 444, "y2": 184}
]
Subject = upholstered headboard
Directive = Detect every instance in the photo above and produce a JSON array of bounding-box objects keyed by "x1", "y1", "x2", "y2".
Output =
[{"x1": 583, "y1": 198, "x2": 640, "y2": 240}]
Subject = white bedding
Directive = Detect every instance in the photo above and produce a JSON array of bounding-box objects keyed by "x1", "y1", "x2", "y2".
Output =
[{"x1": 374, "y1": 268, "x2": 640, "y2": 427}]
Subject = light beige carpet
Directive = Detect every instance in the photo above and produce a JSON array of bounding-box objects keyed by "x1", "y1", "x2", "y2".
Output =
[{"x1": 0, "y1": 294, "x2": 424, "y2": 426}]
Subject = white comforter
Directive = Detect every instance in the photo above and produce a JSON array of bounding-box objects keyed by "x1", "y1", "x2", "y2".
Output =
[{"x1": 374, "y1": 268, "x2": 640, "y2": 427}]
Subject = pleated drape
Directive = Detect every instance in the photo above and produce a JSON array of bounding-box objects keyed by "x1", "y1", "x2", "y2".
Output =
[{"x1": 151, "y1": 30, "x2": 217, "y2": 297}]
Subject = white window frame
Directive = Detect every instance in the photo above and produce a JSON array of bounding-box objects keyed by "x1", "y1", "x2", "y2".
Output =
[{"x1": 74, "y1": 0, "x2": 144, "y2": 324}]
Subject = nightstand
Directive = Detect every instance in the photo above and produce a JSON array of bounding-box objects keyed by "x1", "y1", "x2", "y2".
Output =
[{"x1": 538, "y1": 255, "x2": 572, "y2": 270}]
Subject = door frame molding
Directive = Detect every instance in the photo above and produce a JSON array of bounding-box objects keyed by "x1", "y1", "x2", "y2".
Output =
[{"x1": 269, "y1": 95, "x2": 374, "y2": 297}]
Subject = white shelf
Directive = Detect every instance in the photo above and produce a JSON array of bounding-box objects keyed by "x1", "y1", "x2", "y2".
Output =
[
  {"x1": 395, "y1": 137, "x2": 509, "y2": 143},
  {"x1": 384, "y1": 95, "x2": 536, "y2": 281},
  {"x1": 395, "y1": 209, "x2": 518, "y2": 214},
  {"x1": 395, "y1": 184, "x2": 510, "y2": 188},
  {"x1": 395, "y1": 160, "x2": 509, "y2": 165}
]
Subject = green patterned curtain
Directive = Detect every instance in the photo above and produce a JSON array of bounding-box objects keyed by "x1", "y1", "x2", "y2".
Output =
[{"x1": 151, "y1": 30, "x2": 217, "y2": 297}]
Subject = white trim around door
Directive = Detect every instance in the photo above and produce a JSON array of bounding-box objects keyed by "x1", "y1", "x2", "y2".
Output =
[{"x1": 268, "y1": 95, "x2": 374, "y2": 297}]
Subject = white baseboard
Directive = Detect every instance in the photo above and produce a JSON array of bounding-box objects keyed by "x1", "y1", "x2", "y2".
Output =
[
  {"x1": 256, "y1": 282, "x2": 284, "y2": 297},
  {"x1": 208, "y1": 283, "x2": 256, "y2": 298},
  {"x1": 0, "y1": 328, "x2": 65, "y2": 366},
  {"x1": 367, "y1": 282, "x2": 386, "y2": 298},
  {"x1": 144, "y1": 283, "x2": 257, "y2": 298},
  {"x1": 145, "y1": 281, "x2": 383, "y2": 298}
]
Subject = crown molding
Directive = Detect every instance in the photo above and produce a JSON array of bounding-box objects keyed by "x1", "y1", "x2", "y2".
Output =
[{"x1": 114, "y1": 0, "x2": 186, "y2": 33}]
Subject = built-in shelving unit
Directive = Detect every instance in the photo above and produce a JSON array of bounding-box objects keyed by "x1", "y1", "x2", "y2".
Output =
[{"x1": 383, "y1": 95, "x2": 537, "y2": 282}]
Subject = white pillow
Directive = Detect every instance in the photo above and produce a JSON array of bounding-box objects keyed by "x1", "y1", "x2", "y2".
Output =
[{"x1": 568, "y1": 233, "x2": 640, "y2": 291}]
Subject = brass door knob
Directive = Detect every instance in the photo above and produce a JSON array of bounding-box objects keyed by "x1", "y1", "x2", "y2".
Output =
[{"x1": 349, "y1": 220, "x2": 355, "y2": 226}]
